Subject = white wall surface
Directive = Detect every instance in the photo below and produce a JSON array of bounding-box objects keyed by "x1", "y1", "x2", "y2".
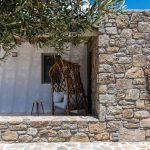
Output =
[{"x1": 0, "y1": 43, "x2": 87, "y2": 113}]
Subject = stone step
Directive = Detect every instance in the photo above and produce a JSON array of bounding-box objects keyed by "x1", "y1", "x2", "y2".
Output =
[{"x1": 0, "y1": 142, "x2": 149, "y2": 150}]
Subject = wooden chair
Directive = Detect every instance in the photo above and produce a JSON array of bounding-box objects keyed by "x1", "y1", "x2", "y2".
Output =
[{"x1": 49, "y1": 59, "x2": 87, "y2": 115}]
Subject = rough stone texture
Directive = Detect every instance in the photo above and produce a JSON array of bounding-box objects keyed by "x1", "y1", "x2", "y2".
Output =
[
  {"x1": 122, "y1": 109, "x2": 133, "y2": 119},
  {"x1": 120, "y1": 128, "x2": 145, "y2": 142},
  {"x1": 70, "y1": 133, "x2": 90, "y2": 142},
  {"x1": 2, "y1": 131, "x2": 18, "y2": 141},
  {"x1": 116, "y1": 79, "x2": 132, "y2": 89},
  {"x1": 133, "y1": 54, "x2": 146, "y2": 67},
  {"x1": 95, "y1": 132, "x2": 110, "y2": 141},
  {"x1": 89, "y1": 123, "x2": 106, "y2": 134},
  {"x1": 140, "y1": 118, "x2": 150, "y2": 128},
  {"x1": 96, "y1": 10, "x2": 150, "y2": 142},
  {"x1": 125, "y1": 67, "x2": 144, "y2": 78},
  {"x1": 27, "y1": 128, "x2": 38, "y2": 136},
  {"x1": 116, "y1": 15, "x2": 129, "y2": 28},
  {"x1": 125, "y1": 89, "x2": 140, "y2": 100},
  {"x1": 134, "y1": 111, "x2": 149, "y2": 119},
  {"x1": 121, "y1": 29, "x2": 132, "y2": 39},
  {"x1": 138, "y1": 22, "x2": 150, "y2": 32},
  {"x1": 0, "y1": 116, "x2": 104, "y2": 143}
]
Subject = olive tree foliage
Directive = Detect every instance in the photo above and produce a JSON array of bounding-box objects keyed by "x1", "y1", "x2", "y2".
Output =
[{"x1": 0, "y1": 0, "x2": 125, "y2": 60}]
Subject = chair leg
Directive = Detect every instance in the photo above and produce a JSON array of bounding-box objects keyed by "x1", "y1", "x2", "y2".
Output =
[
  {"x1": 41, "y1": 102, "x2": 44, "y2": 113},
  {"x1": 36, "y1": 102, "x2": 39, "y2": 116},
  {"x1": 31, "y1": 103, "x2": 35, "y2": 115}
]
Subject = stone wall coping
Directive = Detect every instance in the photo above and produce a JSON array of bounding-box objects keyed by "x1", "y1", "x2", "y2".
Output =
[{"x1": 0, "y1": 116, "x2": 99, "y2": 122}]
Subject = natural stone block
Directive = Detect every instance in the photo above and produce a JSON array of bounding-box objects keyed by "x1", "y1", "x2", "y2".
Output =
[
  {"x1": 31, "y1": 121, "x2": 49, "y2": 128},
  {"x1": 48, "y1": 137, "x2": 65, "y2": 142},
  {"x1": 113, "y1": 64, "x2": 125, "y2": 73},
  {"x1": 140, "y1": 93, "x2": 150, "y2": 100},
  {"x1": 115, "y1": 74, "x2": 124, "y2": 79},
  {"x1": 47, "y1": 130, "x2": 57, "y2": 137},
  {"x1": 62, "y1": 123, "x2": 77, "y2": 130},
  {"x1": 89, "y1": 123, "x2": 106, "y2": 134},
  {"x1": 39, "y1": 129, "x2": 48, "y2": 137},
  {"x1": 99, "y1": 54, "x2": 115, "y2": 64},
  {"x1": 105, "y1": 27, "x2": 118, "y2": 35},
  {"x1": 70, "y1": 133, "x2": 90, "y2": 142},
  {"x1": 140, "y1": 118, "x2": 150, "y2": 128},
  {"x1": 99, "y1": 64, "x2": 112, "y2": 73},
  {"x1": 145, "y1": 104, "x2": 150, "y2": 111},
  {"x1": 58, "y1": 130, "x2": 71, "y2": 138},
  {"x1": 144, "y1": 11, "x2": 150, "y2": 17},
  {"x1": 136, "y1": 100, "x2": 145, "y2": 109},
  {"x1": 125, "y1": 89, "x2": 140, "y2": 100},
  {"x1": 122, "y1": 104, "x2": 135, "y2": 109},
  {"x1": 27, "y1": 128, "x2": 38, "y2": 136},
  {"x1": 143, "y1": 48, "x2": 150, "y2": 55},
  {"x1": 107, "y1": 106, "x2": 122, "y2": 115},
  {"x1": 133, "y1": 54, "x2": 146, "y2": 67},
  {"x1": 8, "y1": 121, "x2": 22, "y2": 125},
  {"x1": 133, "y1": 33, "x2": 144, "y2": 39},
  {"x1": 99, "y1": 94, "x2": 115, "y2": 104},
  {"x1": 145, "y1": 33, "x2": 150, "y2": 40},
  {"x1": 98, "y1": 104, "x2": 106, "y2": 121},
  {"x1": 116, "y1": 79, "x2": 132, "y2": 89},
  {"x1": 107, "y1": 47, "x2": 119, "y2": 53},
  {"x1": 107, "y1": 121, "x2": 121, "y2": 131},
  {"x1": 146, "y1": 130, "x2": 150, "y2": 137},
  {"x1": 49, "y1": 121, "x2": 61, "y2": 126},
  {"x1": 117, "y1": 57, "x2": 132, "y2": 64},
  {"x1": 122, "y1": 109, "x2": 133, "y2": 119},
  {"x1": 123, "y1": 122, "x2": 139, "y2": 129},
  {"x1": 120, "y1": 128, "x2": 145, "y2": 142},
  {"x1": 99, "y1": 35, "x2": 110, "y2": 47},
  {"x1": 134, "y1": 111, "x2": 149, "y2": 119},
  {"x1": 126, "y1": 39, "x2": 136, "y2": 45},
  {"x1": 116, "y1": 93, "x2": 125, "y2": 100},
  {"x1": 17, "y1": 131, "x2": 26, "y2": 135},
  {"x1": 121, "y1": 29, "x2": 132, "y2": 39},
  {"x1": 95, "y1": 132, "x2": 110, "y2": 141},
  {"x1": 133, "y1": 79, "x2": 146, "y2": 85},
  {"x1": 106, "y1": 115, "x2": 115, "y2": 121},
  {"x1": 131, "y1": 13, "x2": 143, "y2": 22},
  {"x1": 125, "y1": 67, "x2": 144, "y2": 78},
  {"x1": 116, "y1": 15, "x2": 129, "y2": 28},
  {"x1": 0, "y1": 124, "x2": 8, "y2": 129},
  {"x1": 98, "y1": 85, "x2": 107, "y2": 94},
  {"x1": 10, "y1": 125, "x2": 27, "y2": 131},
  {"x1": 98, "y1": 73, "x2": 115, "y2": 84},
  {"x1": 98, "y1": 73, "x2": 115, "y2": 85},
  {"x1": 2, "y1": 131, "x2": 18, "y2": 141},
  {"x1": 19, "y1": 135, "x2": 32, "y2": 142},
  {"x1": 138, "y1": 22, "x2": 150, "y2": 32}
]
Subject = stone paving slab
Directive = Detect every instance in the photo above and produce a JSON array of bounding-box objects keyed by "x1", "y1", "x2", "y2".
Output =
[{"x1": 0, "y1": 142, "x2": 150, "y2": 150}]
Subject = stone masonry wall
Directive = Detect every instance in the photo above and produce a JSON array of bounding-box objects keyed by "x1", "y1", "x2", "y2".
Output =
[
  {"x1": 0, "y1": 116, "x2": 110, "y2": 143},
  {"x1": 98, "y1": 10, "x2": 150, "y2": 141}
]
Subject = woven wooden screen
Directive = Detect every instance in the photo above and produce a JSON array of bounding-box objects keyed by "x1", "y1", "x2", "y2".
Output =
[{"x1": 49, "y1": 59, "x2": 87, "y2": 115}]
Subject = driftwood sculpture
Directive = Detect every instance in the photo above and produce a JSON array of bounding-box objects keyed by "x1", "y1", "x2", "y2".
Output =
[{"x1": 49, "y1": 59, "x2": 87, "y2": 115}]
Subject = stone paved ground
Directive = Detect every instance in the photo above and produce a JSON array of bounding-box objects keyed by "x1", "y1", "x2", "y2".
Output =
[{"x1": 0, "y1": 142, "x2": 150, "y2": 150}]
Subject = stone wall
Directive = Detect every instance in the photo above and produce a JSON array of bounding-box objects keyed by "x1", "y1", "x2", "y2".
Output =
[
  {"x1": 97, "y1": 10, "x2": 150, "y2": 141},
  {"x1": 0, "y1": 116, "x2": 110, "y2": 143}
]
